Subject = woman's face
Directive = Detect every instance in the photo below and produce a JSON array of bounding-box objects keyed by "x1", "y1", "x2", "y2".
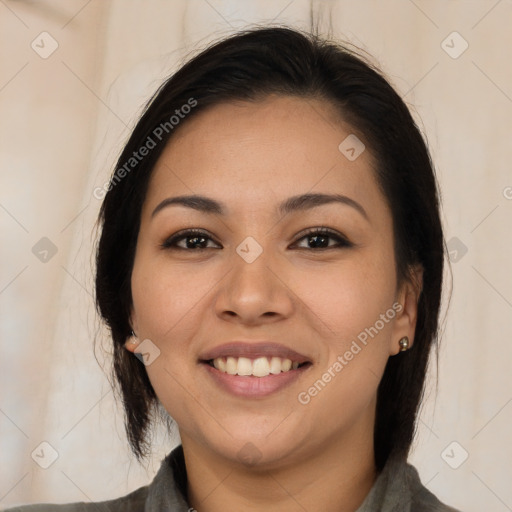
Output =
[{"x1": 128, "y1": 95, "x2": 420, "y2": 468}]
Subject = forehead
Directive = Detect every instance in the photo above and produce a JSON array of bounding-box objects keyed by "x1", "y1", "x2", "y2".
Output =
[{"x1": 143, "y1": 95, "x2": 385, "y2": 219}]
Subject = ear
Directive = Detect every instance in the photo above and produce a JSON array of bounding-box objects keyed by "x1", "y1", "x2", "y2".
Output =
[
  {"x1": 124, "y1": 308, "x2": 140, "y2": 354},
  {"x1": 389, "y1": 264, "x2": 423, "y2": 356}
]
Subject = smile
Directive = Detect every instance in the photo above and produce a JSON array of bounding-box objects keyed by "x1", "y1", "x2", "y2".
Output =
[
  {"x1": 200, "y1": 359, "x2": 312, "y2": 398},
  {"x1": 207, "y1": 356, "x2": 310, "y2": 377}
]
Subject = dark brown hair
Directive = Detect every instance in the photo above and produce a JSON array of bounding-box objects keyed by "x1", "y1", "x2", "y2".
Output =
[{"x1": 95, "y1": 26, "x2": 444, "y2": 471}]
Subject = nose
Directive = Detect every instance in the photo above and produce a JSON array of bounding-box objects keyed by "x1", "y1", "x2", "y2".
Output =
[{"x1": 213, "y1": 246, "x2": 294, "y2": 326}]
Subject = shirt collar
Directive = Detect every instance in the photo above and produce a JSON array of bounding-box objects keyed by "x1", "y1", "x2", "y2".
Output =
[
  {"x1": 144, "y1": 445, "x2": 190, "y2": 512},
  {"x1": 355, "y1": 455, "x2": 413, "y2": 512},
  {"x1": 144, "y1": 445, "x2": 416, "y2": 512}
]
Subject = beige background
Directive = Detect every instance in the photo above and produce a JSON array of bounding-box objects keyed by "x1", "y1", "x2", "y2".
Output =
[{"x1": 1, "y1": 0, "x2": 511, "y2": 510}]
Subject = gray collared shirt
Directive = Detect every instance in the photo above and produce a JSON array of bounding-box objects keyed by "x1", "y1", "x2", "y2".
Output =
[{"x1": 3, "y1": 445, "x2": 461, "y2": 511}]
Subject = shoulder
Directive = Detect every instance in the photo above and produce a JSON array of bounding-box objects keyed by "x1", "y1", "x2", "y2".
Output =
[
  {"x1": 404, "y1": 463, "x2": 462, "y2": 512},
  {"x1": 1, "y1": 484, "x2": 148, "y2": 512},
  {"x1": 3, "y1": 446, "x2": 190, "y2": 512},
  {"x1": 359, "y1": 455, "x2": 463, "y2": 512}
]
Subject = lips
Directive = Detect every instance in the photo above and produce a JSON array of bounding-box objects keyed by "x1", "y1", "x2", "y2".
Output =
[
  {"x1": 198, "y1": 342, "x2": 313, "y2": 398},
  {"x1": 198, "y1": 341, "x2": 311, "y2": 365}
]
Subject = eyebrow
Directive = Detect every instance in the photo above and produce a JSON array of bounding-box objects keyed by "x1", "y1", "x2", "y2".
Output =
[{"x1": 151, "y1": 192, "x2": 368, "y2": 220}]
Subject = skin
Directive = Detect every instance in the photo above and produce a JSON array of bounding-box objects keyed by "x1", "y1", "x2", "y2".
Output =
[{"x1": 126, "y1": 95, "x2": 422, "y2": 512}]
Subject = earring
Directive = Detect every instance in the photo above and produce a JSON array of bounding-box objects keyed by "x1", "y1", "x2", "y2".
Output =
[
  {"x1": 129, "y1": 331, "x2": 138, "y2": 345},
  {"x1": 398, "y1": 336, "x2": 410, "y2": 352}
]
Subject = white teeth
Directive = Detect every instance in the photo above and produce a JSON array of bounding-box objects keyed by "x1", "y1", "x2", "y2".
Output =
[
  {"x1": 226, "y1": 356, "x2": 237, "y2": 374},
  {"x1": 269, "y1": 356, "x2": 282, "y2": 374},
  {"x1": 237, "y1": 357, "x2": 253, "y2": 376},
  {"x1": 252, "y1": 357, "x2": 270, "y2": 377},
  {"x1": 213, "y1": 357, "x2": 226, "y2": 372},
  {"x1": 211, "y1": 356, "x2": 303, "y2": 377}
]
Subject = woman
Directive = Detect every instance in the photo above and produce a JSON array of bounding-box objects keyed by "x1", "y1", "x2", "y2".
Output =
[{"x1": 6, "y1": 26, "x2": 461, "y2": 512}]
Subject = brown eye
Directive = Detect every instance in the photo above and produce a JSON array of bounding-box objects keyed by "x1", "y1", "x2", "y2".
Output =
[
  {"x1": 160, "y1": 229, "x2": 221, "y2": 250},
  {"x1": 292, "y1": 227, "x2": 353, "y2": 250},
  {"x1": 160, "y1": 227, "x2": 352, "y2": 252}
]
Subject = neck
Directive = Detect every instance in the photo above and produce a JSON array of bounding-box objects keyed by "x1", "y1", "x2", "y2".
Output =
[{"x1": 182, "y1": 428, "x2": 377, "y2": 512}]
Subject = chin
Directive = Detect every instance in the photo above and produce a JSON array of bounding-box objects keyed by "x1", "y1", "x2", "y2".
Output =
[{"x1": 200, "y1": 420, "x2": 309, "y2": 469}]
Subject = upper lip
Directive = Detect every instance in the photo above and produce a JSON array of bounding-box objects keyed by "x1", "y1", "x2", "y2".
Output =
[{"x1": 199, "y1": 342, "x2": 311, "y2": 364}]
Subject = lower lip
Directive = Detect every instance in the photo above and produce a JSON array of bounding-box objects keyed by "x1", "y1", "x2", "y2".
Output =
[{"x1": 201, "y1": 362, "x2": 311, "y2": 398}]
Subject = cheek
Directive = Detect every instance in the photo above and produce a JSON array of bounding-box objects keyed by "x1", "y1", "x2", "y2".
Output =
[
  {"x1": 295, "y1": 264, "x2": 397, "y2": 434},
  {"x1": 130, "y1": 254, "x2": 207, "y2": 426},
  {"x1": 130, "y1": 251, "x2": 212, "y2": 340},
  {"x1": 291, "y1": 249, "x2": 397, "y2": 345}
]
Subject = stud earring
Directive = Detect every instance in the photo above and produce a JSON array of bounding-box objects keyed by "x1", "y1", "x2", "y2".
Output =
[
  {"x1": 398, "y1": 336, "x2": 410, "y2": 352},
  {"x1": 129, "y1": 331, "x2": 138, "y2": 345}
]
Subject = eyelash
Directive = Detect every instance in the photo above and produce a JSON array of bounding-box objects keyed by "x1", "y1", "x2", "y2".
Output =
[{"x1": 160, "y1": 227, "x2": 353, "y2": 251}]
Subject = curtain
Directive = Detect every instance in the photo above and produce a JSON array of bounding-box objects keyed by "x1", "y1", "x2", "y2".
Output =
[{"x1": 1, "y1": 1, "x2": 511, "y2": 510}]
